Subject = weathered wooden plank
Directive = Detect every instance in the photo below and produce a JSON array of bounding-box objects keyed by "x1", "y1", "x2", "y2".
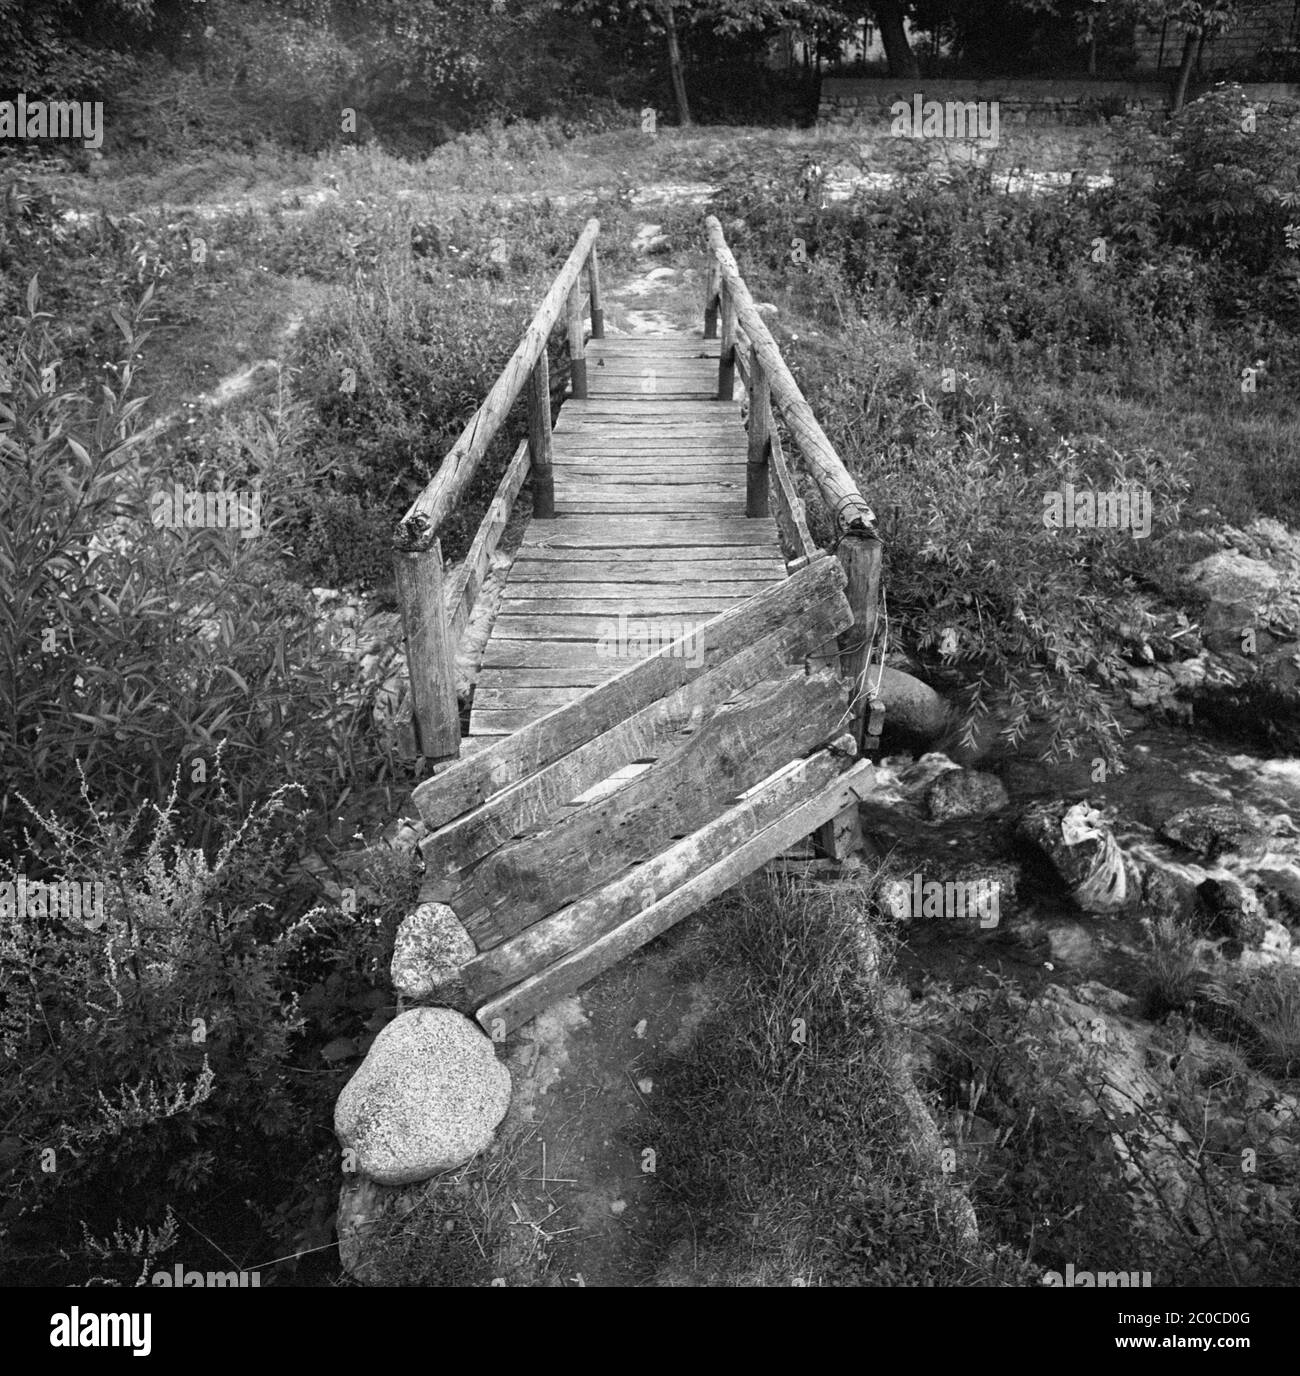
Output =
[
  {"x1": 470, "y1": 684, "x2": 588, "y2": 713},
  {"x1": 475, "y1": 665, "x2": 621, "y2": 688},
  {"x1": 518, "y1": 520, "x2": 776, "y2": 547},
  {"x1": 445, "y1": 439, "x2": 531, "y2": 649},
  {"x1": 553, "y1": 502, "x2": 744, "y2": 516},
  {"x1": 513, "y1": 545, "x2": 782, "y2": 565},
  {"x1": 475, "y1": 757, "x2": 877, "y2": 1032},
  {"x1": 461, "y1": 748, "x2": 859, "y2": 1005},
  {"x1": 506, "y1": 561, "x2": 783, "y2": 581},
  {"x1": 411, "y1": 554, "x2": 849, "y2": 828},
  {"x1": 490, "y1": 609, "x2": 740, "y2": 638},
  {"x1": 443, "y1": 668, "x2": 850, "y2": 947},
  {"x1": 503, "y1": 580, "x2": 778, "y2": 600},
  {"x1": 477, "y1": 639, "x2": 676, "y2": 668},
  {"x1": 551, "y1": 470, "x2": 745, "y2": 485}
]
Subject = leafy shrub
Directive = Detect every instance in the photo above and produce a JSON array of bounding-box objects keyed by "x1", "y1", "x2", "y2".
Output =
[
  {"x1": 301, "y1": 492, "x2": 399, "y2": 591},
  {"x1": 1158, "y1": 85, "x2": 1300, "y2": 283},
  {"x1": 0, "y1": 282, "x2": 383, "y2": 854},
  {"x1": 0, "y1": 776, "x2": 416, "y2": 1286}
]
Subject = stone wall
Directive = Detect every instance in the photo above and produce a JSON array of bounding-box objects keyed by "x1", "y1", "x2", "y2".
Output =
[
  {"x1": 818, "y1": 77, "x2": 1300, "y2": 131},
  {"x1": 1132, "y1": 3, "x2": 1298, "y2": 76},
  {"x1": 818, "y1": 78, "x2": 1171, "y2": 131}
]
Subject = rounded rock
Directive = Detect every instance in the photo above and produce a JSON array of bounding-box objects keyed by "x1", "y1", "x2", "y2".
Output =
[{"x1": 335, "y1": 1007, "x2": 511, "y2": 1185}]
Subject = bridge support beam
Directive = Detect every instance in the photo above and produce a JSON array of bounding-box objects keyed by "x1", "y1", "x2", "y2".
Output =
[
  {"x1": 838, "y1": 532, "x2": 884, "y2": 756},
  {"x1": 717, "y1": 284, "x2": 736, "y2": 401},
  {"x1": 703, "y1": 260, "x2": 721, "y2": 339},
  {"x1": 526, "y1": 353, "x2": 555, "y2": 519},
  {"x1": 588, "y1": 245, "x2": 604, "y2": 340},
  {"x1": 746, "y1": 356, "x2": 771, "y2": 518},
  {"x1": 394, "y1": 537, "x2": 461, "y2": 762},
  {"x1": 567, "y1": 282, "x2": 587, "y2": 399}
]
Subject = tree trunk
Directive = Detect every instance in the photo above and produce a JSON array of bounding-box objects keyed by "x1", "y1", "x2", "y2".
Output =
[
  {"x1": 663, "y1": 3, "x2": 692, "y2": 127},
  {"x1": 1171, "y1": 26, "x2": 1198, "y2": 114},
  {"x1": 871, "y1": 0, "x2": 919, "y2": 79}
]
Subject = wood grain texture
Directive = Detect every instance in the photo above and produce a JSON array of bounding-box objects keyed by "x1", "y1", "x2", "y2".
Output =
[
  {"x1": 413, "y1": 553, "x2": 848, "y2": 828},
  {"x1": 475, "y1": 757, "x2": 876, "y2": 1031}
]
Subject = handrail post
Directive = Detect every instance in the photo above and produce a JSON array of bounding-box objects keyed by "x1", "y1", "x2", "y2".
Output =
[
  {"x1": 704, "y1": 259, "x2": 720, "y2": 339},
  {"x1": 717, "y1": 283, "x2": 736, "y2": 401},
  {"x1": 838, "y1": 533, "x2": 883, "y2": 753},
  {"x1": 394, "y1": 534, "x2": 460, "y2": 761},
  {"x1": 588, "y1": 246, "x2": 604, "y2": 340},
  {"x1": 527, "y1": 350, "x2": 555, "y2": 519},
  {"x1": 746, "y1": 354, "x2": 770, "y2": 518},
  {"x1": 567, "y1": 281, "x2": 587, "y2": 399}
]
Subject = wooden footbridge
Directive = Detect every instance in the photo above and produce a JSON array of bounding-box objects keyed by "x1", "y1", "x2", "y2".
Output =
[{"x1": 394, "y1": 216, "x2": 885, "y2": 1034}]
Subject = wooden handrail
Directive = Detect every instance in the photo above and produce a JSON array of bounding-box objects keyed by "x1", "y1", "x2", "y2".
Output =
[
  {"x1": 703, "y1": 214, "x2": 876, "y2": 538},
  {"x1": 703, "y1": 214, "x2": 884, "y2": 760},
  {"x1": 396, "y1": 216, "x2": 601, "y2": 553},
  {"x1": 396, "y1": 217, "x2": 601, "y2": 761}
]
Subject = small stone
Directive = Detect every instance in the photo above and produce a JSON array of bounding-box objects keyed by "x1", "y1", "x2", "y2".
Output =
[
  {"x1": 874, "y1": 667, "x2": 950, "y2": 741},
  {"x1": 1197, "y1": 877, "x2": 1267, "y2": 947},
  {"x1": 925, "y1": 768, "x2": 1009, "y2": 821},
  {"x1": 610, "y1": 1199, "x2": 627, "y2": 1215},
  {"x1": 391, "y1": 902, "x2": 475, "y2": 1003},
  {"x1": 1159, "y1": 806, "x2": 1267, "y2": 863},
  {"x1": 1183, "y1": 551, "x2": 1281, "y2": 607}
]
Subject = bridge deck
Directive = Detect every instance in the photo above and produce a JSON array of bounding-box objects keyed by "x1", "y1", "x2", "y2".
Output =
[{"x1": 470, "y1": 334, "x2": 787, "y2": 737}]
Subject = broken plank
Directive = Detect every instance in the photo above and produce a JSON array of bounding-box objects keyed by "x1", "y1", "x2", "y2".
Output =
[
  {"x1": 412, "y1": 554, "x2": 849, "y2": 828},
  {"x1": 461, "y1": 749, "x2": 864, "y2": 1005},
  {"x1": 444, "y1": 669, "x2": 850, "y2": 947},
  {"x1": 474, "y1": 757, "x2": 876, "y2": 1031}
]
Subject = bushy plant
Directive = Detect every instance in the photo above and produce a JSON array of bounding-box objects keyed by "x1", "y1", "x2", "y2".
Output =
[
  {"x1": 0, "y1": 282, "x2": 384, "y2": 854},
  {"x1": 0, "y1": 775, "x2": 416, "y2": 1286}
]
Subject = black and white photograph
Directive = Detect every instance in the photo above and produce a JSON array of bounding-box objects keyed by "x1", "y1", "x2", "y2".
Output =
[{"x1": 1, "y1": 0, "x2": 1297, "y2": 1336}]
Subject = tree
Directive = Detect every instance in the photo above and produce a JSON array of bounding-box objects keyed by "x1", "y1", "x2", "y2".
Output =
[
  {"x1": 870, "y1": 0, "x2": 920, "y2": 76},
  {"x1": 568, "y1": 0, "x2": 841, "y2": 126}
]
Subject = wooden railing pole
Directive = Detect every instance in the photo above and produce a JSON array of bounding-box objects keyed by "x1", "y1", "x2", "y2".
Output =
[
  {"x1": 394, "y1": 537, "x2": 460, "y2": 761},
  {"x1": 717, "y1": 283, "x2": 736, "y2": 401},
  {"x1": 704, "y1": 259, "x2": 720, "y2": 339},
  {"x1": 703, "y1": 215, "x2": 876, "y2": 537},
  {"x1": 567, "y1": 281, "x2": 587, "y2": 399},
  {"x1": 588, "y1": 246, "x2": 604, "y2": 340},
  {"x1": 527, "y1": 351, "x2": 555, "y2": 519},
  {"x1": 838, "y1": 533, "x2": 883, "y2": 752},
  {"x1": 399, "y1": 218, "x2": 599, "y2": 543},
  {"x1": 746, "y1": 354, "x2": 771, "y2": 518}
]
